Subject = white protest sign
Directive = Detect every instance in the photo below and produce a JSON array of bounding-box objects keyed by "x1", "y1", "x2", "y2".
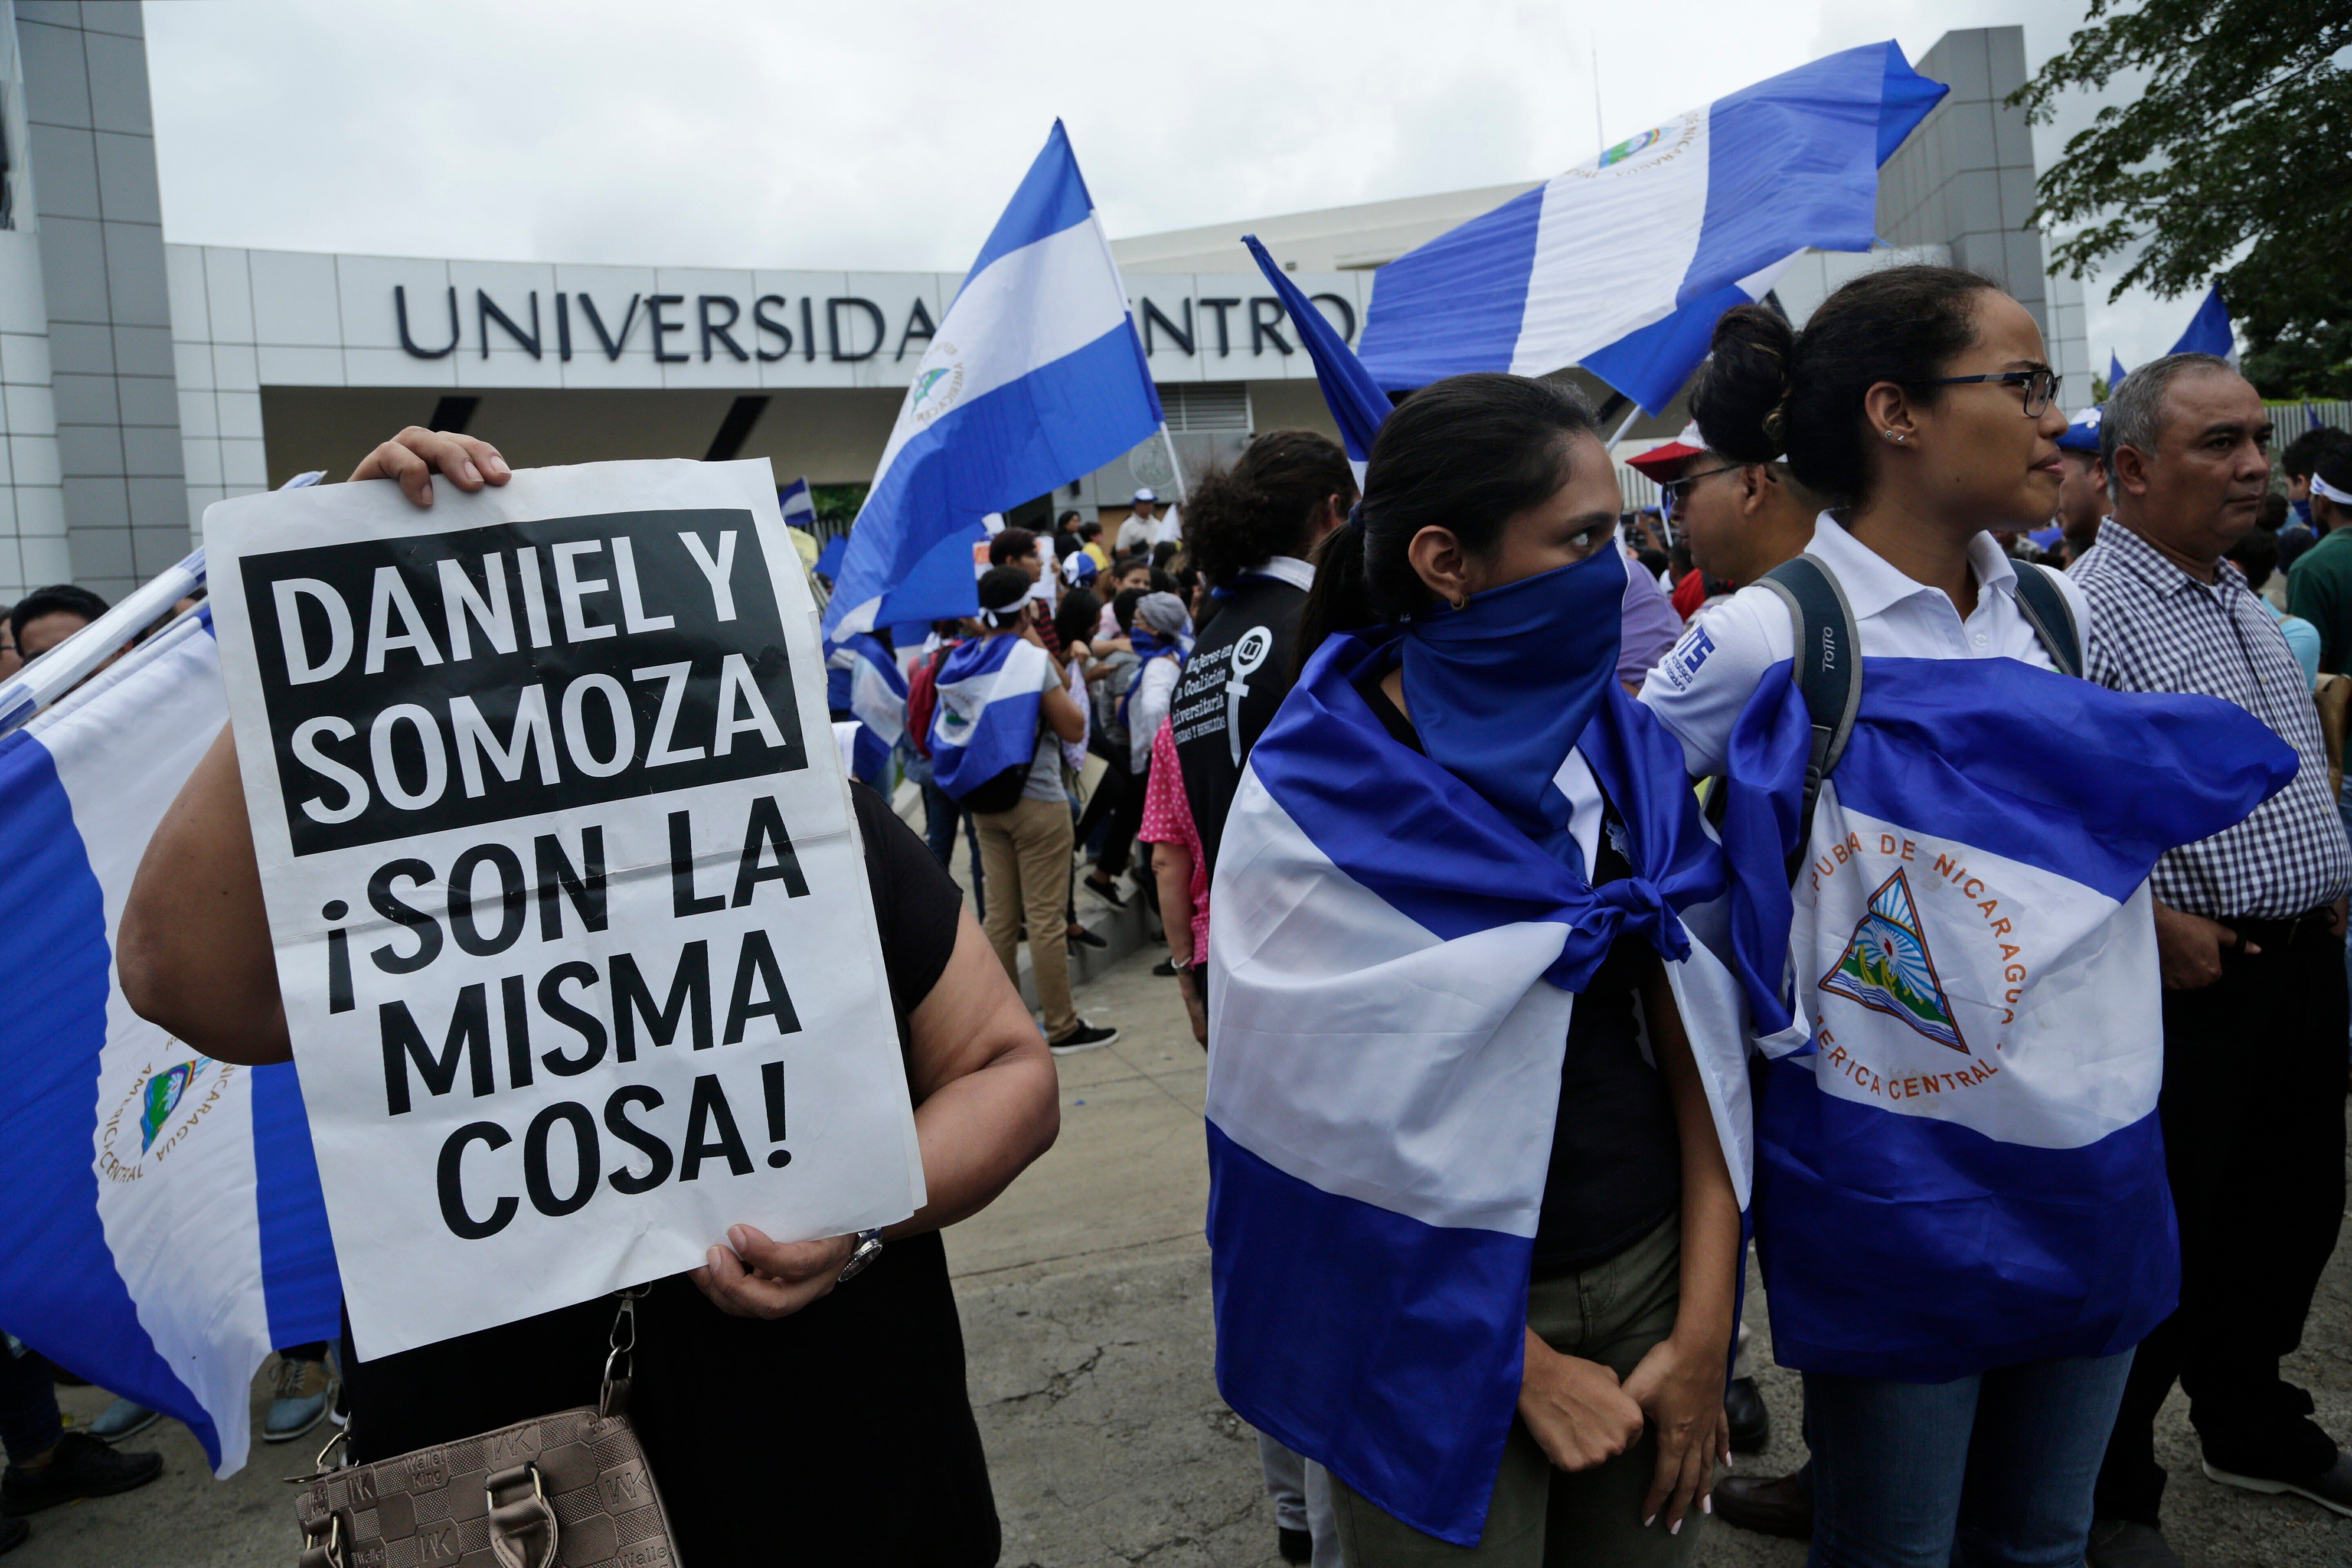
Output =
[{"x1": 204, "y1": 459, "x2": 924, "y2": 1360}]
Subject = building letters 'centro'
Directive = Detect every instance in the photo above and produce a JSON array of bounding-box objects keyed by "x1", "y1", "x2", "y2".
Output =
[{"x1": 392, "y1": 285, "x2": 1362, "y2": 366}]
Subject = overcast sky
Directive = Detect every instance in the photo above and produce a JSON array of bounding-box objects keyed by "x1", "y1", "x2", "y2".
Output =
[{"x1": 143, "y1": 0, "x2": 2191, "y2": 374}]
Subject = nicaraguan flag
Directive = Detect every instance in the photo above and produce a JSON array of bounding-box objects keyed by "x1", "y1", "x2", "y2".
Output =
[
  {"x1": 1358, "y1": 41, "x2": 1946, "y2": 414},
  {"x1": 0, "y1": 605, "x2": 340, "y2": 1477},
  {"x1": 2169, "y1": 283, "x2": 2235, "y2": 361},
  {"x1": 928, "y1": 635, "x2": 1052, "y2": 798},
  {"x1": 1205, "y1": 623, "x2": 1757, "y2": 1545},
  {"x1": 2110, "y1": 350, "x2": 2130, "y2": 391},
  {"x1": 1241, "y1": 234, "x2": 1389, "y2": 483},
  {"x1": 1714, "y1": 655, "x2": 2295, "y2": 1379},
  {"x1": 825, "y1": 629, "x2": 910, "y2": 785},
  {"x1": 779, "y1": 475, "x2": 818, "y2": 533},
  {"x1": 822, "y1": 121, "x2": 1162, "y2": 638}
]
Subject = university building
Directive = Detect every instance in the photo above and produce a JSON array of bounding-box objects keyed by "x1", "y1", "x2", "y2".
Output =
[{"x1": 0, "y1": 6, "x2": 2083, "y2": 602}]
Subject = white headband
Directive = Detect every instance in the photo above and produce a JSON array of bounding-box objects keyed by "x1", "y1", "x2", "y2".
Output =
[{"x1": 2313, "y1": 472, "x2": 2352, "y2": 507}]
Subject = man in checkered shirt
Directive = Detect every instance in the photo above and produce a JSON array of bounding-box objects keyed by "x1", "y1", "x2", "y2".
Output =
[{"x1": 2071, "y1": 353, "x2": 2352, "y2": 1557}]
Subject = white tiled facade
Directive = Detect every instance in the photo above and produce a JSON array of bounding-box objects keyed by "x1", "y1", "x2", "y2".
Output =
[{"x1": 0, "y1": 14, "x2": 2092, "y2": 603}]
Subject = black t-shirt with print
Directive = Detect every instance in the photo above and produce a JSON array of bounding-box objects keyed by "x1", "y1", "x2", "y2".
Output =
[
  {"x1": 1171, "y1": 573, "x2": 1308, "y2": 876},
  {"x1": 340, "y1": 784, "x2": 997, "y2": 1567}
]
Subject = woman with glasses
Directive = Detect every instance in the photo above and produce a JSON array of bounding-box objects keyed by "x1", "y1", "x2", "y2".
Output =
[{"x1": 1637, "y1": 267, "x2": 2169, "y2": 1567}]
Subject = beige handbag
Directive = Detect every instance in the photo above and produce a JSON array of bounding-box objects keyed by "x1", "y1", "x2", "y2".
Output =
[{"x1": 293, "y1": 1291, "x2": 680, "y2": 1568}]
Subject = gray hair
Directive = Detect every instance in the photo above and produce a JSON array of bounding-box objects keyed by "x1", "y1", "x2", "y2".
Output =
[{"x1": 2102, "y1": 351, "x2": 2238, "y2": 501}]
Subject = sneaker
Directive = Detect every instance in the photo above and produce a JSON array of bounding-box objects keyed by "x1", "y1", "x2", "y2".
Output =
[
  {"x1": 1277, "y1": 1525, "x2": 1311, "y2": 1563},
  {"x1": 0, "y1": 1515, "x2": 23, "y2": 1556},
  {"x1": 1, "y1": 1431, "x2": 163, "y2": 1515},
  {"x1": 1083, "y1": 872, "x2": 1128, "y2": 907},
  {"x1": 2086, "y1": 1518, "x2": 2184, "y2": 1568},
  {"x1": 1152, "y1": 958, "x2": 1180, "y2": 978},
  {"x1": 2201, "y1": 1450, "x2": 2352, "y2": 1517},
  {"x1": 263, "y1": 1354, "x2": 338, "y2": 1444},
  {"x1": 1724, "y1": 1375, "x2": 1770, "y2": 1454},
  {"x1": 1049, "y1": 1021, "x2": 1120, "y2": 1054},
  {"x1": 88, "y1": 1398, "x2": 158, "y2": 1443}
]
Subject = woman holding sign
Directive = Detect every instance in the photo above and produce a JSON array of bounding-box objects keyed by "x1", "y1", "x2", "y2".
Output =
[{"x1": 119, "y1": 427, "x2": 1062, "y2": 1568}]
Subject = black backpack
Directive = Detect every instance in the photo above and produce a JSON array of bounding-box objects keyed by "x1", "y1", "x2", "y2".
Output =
[{"x1": 1750, "y1": 554, "x2": 2082, "y2": 879}]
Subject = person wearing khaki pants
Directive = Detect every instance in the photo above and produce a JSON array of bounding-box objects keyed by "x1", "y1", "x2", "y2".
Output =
[{"x1": 976, "y1": 793, "x2": 1079, "y2": 1039}]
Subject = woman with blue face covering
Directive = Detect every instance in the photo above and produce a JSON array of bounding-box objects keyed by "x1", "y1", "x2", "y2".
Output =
[{"x1": 1207, "y1": 374, "x2": 1743, "y2": 1567}]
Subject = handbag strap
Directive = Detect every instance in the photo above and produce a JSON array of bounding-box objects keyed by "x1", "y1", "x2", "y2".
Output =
[{"x1": 600, "y1": 1286, "x2": 647, "y2": 1419}]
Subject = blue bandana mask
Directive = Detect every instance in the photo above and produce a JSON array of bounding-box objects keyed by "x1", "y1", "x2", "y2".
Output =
[
  {"x1": 1401, "y1": 544, "x2": 1627, "y2": 873},
  {"x1": 2293, "y1": 498, "x2": 2313, "y2": 527}
]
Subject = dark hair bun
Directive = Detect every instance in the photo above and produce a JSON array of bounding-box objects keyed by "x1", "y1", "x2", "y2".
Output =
[{"x1": 1692, "y1": 304, "x2": 1794, "y2": 464}]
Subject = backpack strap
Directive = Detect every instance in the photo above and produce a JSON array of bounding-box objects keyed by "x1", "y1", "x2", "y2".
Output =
[
  {"x1": 2010, "y1": 560, "x2": 2083, "y2": 678},
  {"x1": 1756, "y1": 557, "x2": 1862, "y2": 880}
]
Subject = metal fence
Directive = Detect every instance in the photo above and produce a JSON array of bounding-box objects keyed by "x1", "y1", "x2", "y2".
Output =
[{"x1": 2269, "y1": 400, "x2": 2352, "y2": 448}]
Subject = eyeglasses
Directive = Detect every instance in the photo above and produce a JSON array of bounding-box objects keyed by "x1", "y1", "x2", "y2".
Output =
[
  {"x1": 1659, "y1": 462, "x2": 1746, "y2": 512},
  {"x1": 1924, "y1": 368, "x2": 2063, "y2": 418}
]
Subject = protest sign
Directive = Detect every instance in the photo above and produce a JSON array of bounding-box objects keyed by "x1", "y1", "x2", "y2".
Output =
[{"x1": 203, "y1": 459, "x2": 923, "y2": 1360}]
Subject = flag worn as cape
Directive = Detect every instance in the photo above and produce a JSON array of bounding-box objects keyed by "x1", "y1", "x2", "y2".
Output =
[
  {"x1": 1715, "y1": 653, "x2": 2296, "y2": 1378},
  {"x1": 1205, "y1": 625, "x2": 1756, "y2": 1545}
]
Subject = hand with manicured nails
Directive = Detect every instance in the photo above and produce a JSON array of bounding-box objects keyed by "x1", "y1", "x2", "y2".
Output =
[
  {"x1": 691, "y1": 1226, "x2": 855, "y2": 1320},
  {"x1": 1622, "y1": 1330, "x2": 1729, "y2": 1534},
  {"x1": 1517, "y1": 1330, "x2": 1645, "y2": 1474},
  {"x1": 348, "y1": 426, "x2": 512, "y2": 508}
]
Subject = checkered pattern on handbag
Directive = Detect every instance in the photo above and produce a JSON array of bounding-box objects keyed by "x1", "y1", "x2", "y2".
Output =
[{"x1": 2072, "y1": 519, "x2": 2352, "y2": 920}]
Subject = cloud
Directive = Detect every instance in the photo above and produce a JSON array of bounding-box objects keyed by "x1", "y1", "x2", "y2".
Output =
[{"x1": 143, "y1": 0, "x2": 2200, "y2": 369}]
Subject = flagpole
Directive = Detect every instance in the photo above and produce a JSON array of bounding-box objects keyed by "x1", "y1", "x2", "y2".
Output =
[
  {"x1": 1158, "y1": 424, "x2": 1189, "y2": 504},
  {"x1": 1607, "y1": 405, "x2": 1642, "y2": 447},
  {"x1": 0, "y1": 547, "x2": 206, "y2": 738}
]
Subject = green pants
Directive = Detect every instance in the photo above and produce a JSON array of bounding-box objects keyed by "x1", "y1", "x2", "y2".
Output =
[{"x1": 1330, "y1": 1215, "x2": 1708, "y2": 1568}]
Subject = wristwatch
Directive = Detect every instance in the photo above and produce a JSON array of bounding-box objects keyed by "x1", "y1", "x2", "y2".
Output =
[{"x1": 836, "y1": 1229, "x2": 885, "y2": 1284}]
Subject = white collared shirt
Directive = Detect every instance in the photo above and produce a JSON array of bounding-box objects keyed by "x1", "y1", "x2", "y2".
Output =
[
  {"x1": 1638, "y1": 515, "x2": 2095, "y2": 779},
  {"x1": 1246, "y1": 555, "x2": 1315, "y2": 592}
]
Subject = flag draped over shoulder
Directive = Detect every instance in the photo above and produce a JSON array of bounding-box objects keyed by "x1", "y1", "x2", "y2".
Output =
[
  {"x1": 928, "y1": 635, "x2": 1051, "y2": 798},
  {"x1": 822, "y1": 121, "x2": 1162, "y2": 638},
  {"x1": 0, "y1": 608, "x2": 340, "y2": 1477},
  {"x1": 1715, "y1": 654, "x2": 2296, "y2": 1379},
  {"x1": 1205, "y1": 623, "x2": 1756, "y2": 1546},
  {"x1": 1357, "y1": 40, "x2": 1946, "y2": 414}
]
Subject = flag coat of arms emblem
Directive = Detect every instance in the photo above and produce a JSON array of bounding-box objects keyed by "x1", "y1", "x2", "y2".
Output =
[{"x1": 1820, "y1": 868, "x2": 1965, "y2": 1052}]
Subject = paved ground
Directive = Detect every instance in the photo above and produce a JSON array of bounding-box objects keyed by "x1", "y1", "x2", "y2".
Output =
[{"x1": 15, "y1": 946, "x2": 2352, "y2": 1566}]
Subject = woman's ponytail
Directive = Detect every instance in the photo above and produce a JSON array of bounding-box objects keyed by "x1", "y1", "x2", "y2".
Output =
[{"x1": 1297, "y1": 505, "x2": 1374, "y2": 669}]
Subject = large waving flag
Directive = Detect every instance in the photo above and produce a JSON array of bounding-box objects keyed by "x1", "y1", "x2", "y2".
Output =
[
  {"x1": 1241, "y1": 234, "x2": 1389, "y2": 483},
  {"x1": 823, "y1": 122, "x2": 1163, "y2": 638},
  {"x1": 1715, "y1": 655, "x2": 2293, "y2": 1379},
  {"x1": 0, "y1": 603, "x2": 340, "y2": 1477},
  {"x1": 1358, "y1": 41, "x2": 1947, "y2": 414},
  {"x1": 1204, "y1": 620, "x2": 1758, "y2": 1545}
]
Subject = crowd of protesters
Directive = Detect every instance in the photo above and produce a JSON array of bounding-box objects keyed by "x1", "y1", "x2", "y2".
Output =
[{"x1": 0, "y1": 263, "x2": 2339, "y2": 1568}]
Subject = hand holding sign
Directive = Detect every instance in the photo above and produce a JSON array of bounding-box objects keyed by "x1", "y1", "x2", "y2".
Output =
[{"x1": 202, "y1": 458, "x2": 923, "y2": 1360}]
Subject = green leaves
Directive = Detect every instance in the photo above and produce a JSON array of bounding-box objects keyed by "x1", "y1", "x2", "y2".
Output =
[{"x1": 2013, "y1": 0, "x2": 2352, "y2": 397}]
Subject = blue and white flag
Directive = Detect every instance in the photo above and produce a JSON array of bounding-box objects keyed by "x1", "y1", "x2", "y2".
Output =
[
  {"x1": 825, "y1": 629, "x2": 909, "y2": 785},
  {"x1": 1241, "y1": 234, "x2": 1389, "y2": 483},
  {"x1": 2110, "y1": 350, "x2": 2130, "y2": 392},
  {"x1": 1714, "y1": 655, "x2": 2294, "y2": 1380},
  {"x1": 1205, "y1": 574, "x2": 1756, "y2": 1545},
  {"x1": 1358, "y1": 41, "x2": 1947, "y2": 414},
  {"x1": 2169, "y1": 283, "x2": 2235, "y2": 362},
  {"x1": 779, "y1": 475, "x2": 818, "y2": 532},
  {"x1": 928, "y1": 634, "x2": 1052, "y2": 798},
  {"x1": 0, "y1": 606, "x2": 340, "y2": 1477},
  {"x1": 822, "y1": 121, "x2": 1162, "y2": 638}
]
